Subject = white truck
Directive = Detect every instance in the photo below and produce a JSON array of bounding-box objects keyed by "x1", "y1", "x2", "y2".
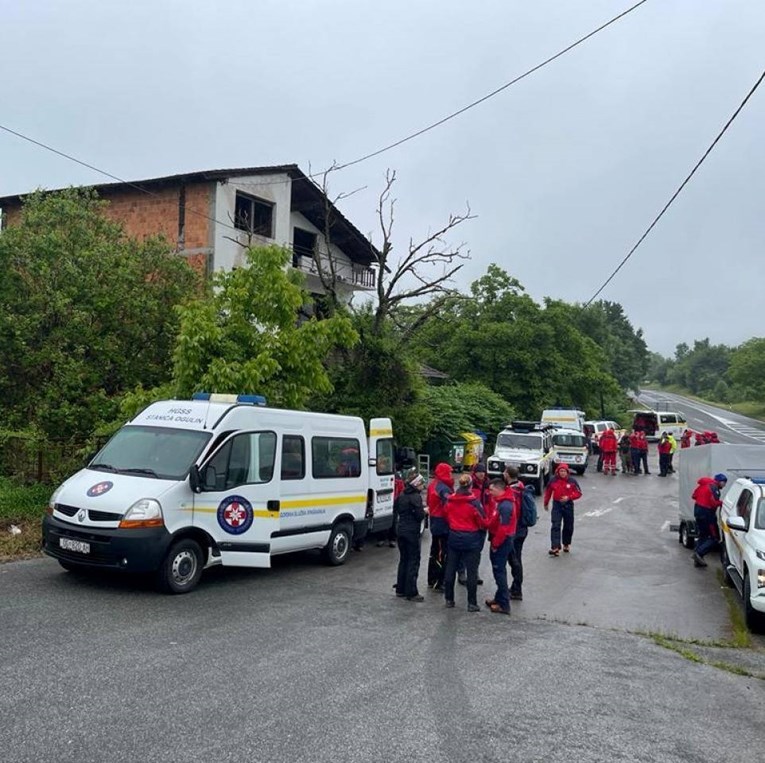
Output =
[
  {"x1": 42, "y1": 394, "x2": 395, "y2": 594},
  {"x1": 487, "y1": 421, "x2": 554, "y2": 495}
]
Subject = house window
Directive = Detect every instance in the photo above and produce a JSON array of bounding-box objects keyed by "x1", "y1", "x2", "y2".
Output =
[
  {"x1": 234, "y1": 192, "x2": 274, "y2": 238},
  {"x1": 293, "y1": 227, "x2": 317, "y2": 267}
]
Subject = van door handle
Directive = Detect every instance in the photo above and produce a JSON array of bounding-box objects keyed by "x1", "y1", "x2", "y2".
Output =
[{"x1": 267, "y1": 500, "x2": 280, "y2": 511}]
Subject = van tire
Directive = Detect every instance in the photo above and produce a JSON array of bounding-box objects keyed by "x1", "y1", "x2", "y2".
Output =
[
  {"x1": 744, "y1": 571, "x2": 765, "y2": 634},
  {"x1": 324, "y1": 522, "x2": 352, "y2": 566},
  {"x1": 156, "y1": 538, "x2": 204, "y2": 594}
]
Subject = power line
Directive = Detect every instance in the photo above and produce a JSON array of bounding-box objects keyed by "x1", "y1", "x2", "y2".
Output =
[
  {"x1": 332, "y1": 0, "x2": 650, "y2": 172},
  {"x1": 0, "y1": 0, "x2": 650, "y2": 208},
  {"x1": 584, "y1": 68, "x2": 765, "y2": 307}
]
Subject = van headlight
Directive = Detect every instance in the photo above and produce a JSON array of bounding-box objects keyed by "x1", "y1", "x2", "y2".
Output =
[
  {"x1": 119, "y1": 498, "x2": 164, "y2": 529},
  {"x1": 47, "y1": 486, "x2": 63, "y2": 515},
  {"x1": 526, "y1": 464, "x2": 536, "y2": 474}
]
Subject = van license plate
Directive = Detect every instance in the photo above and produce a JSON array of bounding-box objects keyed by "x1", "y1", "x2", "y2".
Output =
[{"x1": 59, "y1": 538, "x2": 90, "y2": 554}]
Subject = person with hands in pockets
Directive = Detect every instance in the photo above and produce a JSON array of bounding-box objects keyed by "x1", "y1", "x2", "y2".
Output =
[
  {"x1": 543, "y1": 463, "x2": 582, "y2": 557},
  {"x1": 484, "y1": 478, "x2": 518, "y2": 615}
]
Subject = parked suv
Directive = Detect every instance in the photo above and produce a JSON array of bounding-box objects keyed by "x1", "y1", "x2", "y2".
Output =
[
  {"x1": 487, "y1": 421, "x2": 554, "y2": 495},
  {"x1": 720, "y1": 477, "x2": 765, "y2": 633},
  {"x1": 584, "y1": 420, "x2": 624, "y2": 454}
]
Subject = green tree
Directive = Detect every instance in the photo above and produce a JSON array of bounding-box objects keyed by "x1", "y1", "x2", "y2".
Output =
[
  {"x1": 172, "y1": 245, "x2": 357, "y2": 408},
  {"x1": 728, "y1": 338, "x2": 765, "y2": 399},
  {"x1": 421, "y1": 382, "x2": 515, "y2": 438},
  {"x1": 0, "y1": 189, "x2": 198, "y2": 440}
]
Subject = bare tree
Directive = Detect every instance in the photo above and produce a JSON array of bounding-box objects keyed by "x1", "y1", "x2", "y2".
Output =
[{"x1": 371, "y1": 169, "x2": 474, "y2": 336}]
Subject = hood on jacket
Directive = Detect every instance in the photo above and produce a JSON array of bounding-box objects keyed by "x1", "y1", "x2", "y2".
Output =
[
  {"x1": 696, "y1": 476, "x2": 717, "y2": 488},
  {"x1": 434, "y1": 462, "x2": 454, "y2": 487}
]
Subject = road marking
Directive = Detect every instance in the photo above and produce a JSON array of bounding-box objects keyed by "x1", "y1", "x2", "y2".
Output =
[
  {"x1": 660, "y1": 520, "x2": 670, "y2": 533},
  {"x1": 613, "y1": 497, "x2": 624, "y2": 504},
  {"x1": 583, "y1": 507, "x2": 613, "y2": 518}
]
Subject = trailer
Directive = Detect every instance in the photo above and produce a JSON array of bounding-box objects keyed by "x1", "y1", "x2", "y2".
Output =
[{"x1": 677, "y1": 443, "x2": 765, "y2": 548}]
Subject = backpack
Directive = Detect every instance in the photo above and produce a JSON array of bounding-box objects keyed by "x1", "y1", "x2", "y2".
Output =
[
  {"x1": 510, "y1": 483, "x2": 537, "y2": 528},
  {"x1": 521, "y1": 487, "x2": 538, "y2": 528}
]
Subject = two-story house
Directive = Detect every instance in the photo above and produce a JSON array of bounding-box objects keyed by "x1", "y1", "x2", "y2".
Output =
[{"x1": 0, "y1": 164, "x2": 378, "y2": 303}]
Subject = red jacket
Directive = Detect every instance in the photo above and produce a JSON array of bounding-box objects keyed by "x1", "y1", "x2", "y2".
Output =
[
  {"x1": 487, "y1": 489, "x2": 518, "y2": 549},
  {"x1": 600, "y1": 430, "x2": 618, "y2": 454},
  {"x1": 658, "y1": 440, "x2": 672, "y2": 455},
  {"x1": 629, "y1": 433, "x2": 641, "y2": 449},
  {"x1": 427, "y1": 463, "x2": 454, "y2": 519},
  {"x1": 544, "y1": 476, "x2": 582, "y2": 506},
  {"x1": 445, "y1": 491, "x2": 487, "y2": 550},
  {"x1": 692, "y1": 477, "x2": 722, "y2": 511},
  {"x1": 636, "y1": 433, "x2": 648, "y2": 452}
]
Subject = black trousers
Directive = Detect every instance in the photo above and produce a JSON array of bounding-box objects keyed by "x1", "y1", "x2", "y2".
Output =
[
  {"x1": 444, "y1": 546, "x2": 480, "y2": 606},
  {"x1": 508, "y1": 534, "x2": 527, "y2": 595},
  {"x1": 428, "y1": 534, "x2": 448, "y2": 587},
  {"x1": 396, "y1": 533, "x2": 421, "y2": 597},
  {"x1": 659, "y1": 452, "x2": 671, "y2": 476}
]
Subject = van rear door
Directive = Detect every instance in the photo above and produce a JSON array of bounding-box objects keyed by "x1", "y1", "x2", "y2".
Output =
[
  {"x1": 368, "y1": 418, "x2": 396, "y2": 529},
  {"x1": 193, "y1": 430, "x2": 280, "y2": 568}
]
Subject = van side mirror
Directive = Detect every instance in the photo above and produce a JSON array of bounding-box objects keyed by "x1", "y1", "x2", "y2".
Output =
[
  {"x1": 726, "y1": 516, "x2": 747, "y2": 532},
  {"x1": 189, "y1": 465, "x2": 202, "y2": 494}
]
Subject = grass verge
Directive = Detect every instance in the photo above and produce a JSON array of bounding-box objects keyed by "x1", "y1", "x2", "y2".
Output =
[{"x1": 0, "y1": 478, "x2": 50, "y2": 563}]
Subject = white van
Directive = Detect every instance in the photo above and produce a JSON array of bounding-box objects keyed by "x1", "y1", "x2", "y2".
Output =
[
  {"x1": 542, "y1": 408, "x2": 586, "y2": 432},
  {"x1": 629, "y1": 409, "x2": 687, "y2": 441},
  {"x1": 42, "y1": 394, "x2": 395, "y2": 594}
]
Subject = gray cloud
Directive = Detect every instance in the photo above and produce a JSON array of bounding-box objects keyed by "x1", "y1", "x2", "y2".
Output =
[{"x1": 1, "y1": 0, "x2": 763, "y2": 355}]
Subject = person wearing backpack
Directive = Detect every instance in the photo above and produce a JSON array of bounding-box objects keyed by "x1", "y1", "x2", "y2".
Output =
[{"x1": 504, "y1": 465, "x2": 536, "y2": 600}]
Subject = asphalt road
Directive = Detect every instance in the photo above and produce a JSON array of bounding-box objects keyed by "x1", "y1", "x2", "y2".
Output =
[
  {"x1": 637, "y1": 390, "x2": 765, "y2": 445},
  {"x1": 2, "y1": 448, "x2": 764, "y2": 762}
]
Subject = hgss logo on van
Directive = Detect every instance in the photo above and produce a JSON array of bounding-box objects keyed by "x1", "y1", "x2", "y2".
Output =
[{"x1": 87, "y1": 481, "x2": 113, "y2": 497}]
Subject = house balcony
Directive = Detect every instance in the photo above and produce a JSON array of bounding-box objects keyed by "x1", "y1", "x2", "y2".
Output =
[{"x1": 292, "y1": 248, "x2": 376, "y2": 291}]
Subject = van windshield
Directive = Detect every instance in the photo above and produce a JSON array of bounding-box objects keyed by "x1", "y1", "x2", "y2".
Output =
[
  {"x1": 90, "y1": 426, "x2": 212, "y2": 480},
  {"x1": 496, "y1": 433, "x2": 541, "y2": 451},
  {"x1": 554, "y1": 433, "x2": 586, "y2": 448}
]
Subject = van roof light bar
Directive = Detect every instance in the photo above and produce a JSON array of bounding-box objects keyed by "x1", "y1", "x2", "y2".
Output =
[{"x1": 192, "y1": 392, "x2": 267, "y2": 406}]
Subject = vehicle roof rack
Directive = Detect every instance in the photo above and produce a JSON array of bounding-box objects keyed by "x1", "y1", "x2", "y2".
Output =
[{"x1": 505, "y1": 420, "x2": 553, "y2": 433}]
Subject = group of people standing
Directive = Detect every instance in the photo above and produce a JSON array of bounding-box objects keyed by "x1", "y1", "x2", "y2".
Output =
[
  {"x1": 393, "y1": 460, "x2": 584, "y2": 615},
  {"x1": 602, "y1": 429, "x2": 679, "y2": 476}
]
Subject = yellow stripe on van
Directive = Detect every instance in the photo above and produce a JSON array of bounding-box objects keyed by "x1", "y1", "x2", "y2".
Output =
[
  {"x1": 183, "y1": 507, "x2": 279, "y2": 517},
  {"x1": 281, "y1": 494, "x2": 366, "y2": 509},
  {"x1": 370, "y1": 428, "x2": 393, "y2": 437}
]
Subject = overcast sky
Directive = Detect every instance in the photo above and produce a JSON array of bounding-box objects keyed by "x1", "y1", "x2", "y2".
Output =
[{"x1": 1, "y1": 0, "x2": 763, "y2": 356}]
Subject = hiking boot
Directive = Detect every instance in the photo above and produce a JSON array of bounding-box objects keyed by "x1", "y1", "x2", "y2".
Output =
[
  {"x1": 510, "y1": 592, "x2": 523, "y2": 601},
  {"x1": 692, "y1": 552, "x2": 707, "y2": 568},
  {"x1": 406, "y1": 595, "x2": 424, "y2": 602},
  {"x1": 489, "y1": 603, "x2": 510, "y2": 615},
  {"x1": 467, "y1": 604, "x2": 481, "y2": 613},
  {"x1": 548, "y1": 548, "x2": 560, "y2": 557},
  {"x1": 563, "y1": 545, "x2": 571, "y2": 553},
  {"x1": 485, "y1": 598, "x2": 496, "y2": 608},
  {"x1": 445, "y1": 600, "x2": 455, "y2": 608},
  {"x1": 395, "y1": 592, "x2": 406, "y2": 598}
]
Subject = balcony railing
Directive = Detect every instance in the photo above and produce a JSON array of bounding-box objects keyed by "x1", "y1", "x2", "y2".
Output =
[{"x1": 292, "y1": 248, "x2": 376, "y2": 290}]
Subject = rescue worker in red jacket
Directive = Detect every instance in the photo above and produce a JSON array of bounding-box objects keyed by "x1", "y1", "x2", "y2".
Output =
[
  {"x1": 657, "y1": 432, "x2": 672, "y2": 477},
  {"x1": 691, "y1": 473, "x2": 727, "y2": 567},
  {"x1": 599, "y1": 428, "x2": 618, "y2": 476},
  {"x1": 636, "y1": 430, "x2": 650, "y2": 474},
  {"x1": 681, "y1": 429, "x2": 692, "y2": 449},
  {"x1": 484, "y1": 478, "x2": 518, "y2": 615},
  {"x1": 629, "y1": 430, "x2": 643, "y2": 474},
  {"x1": 426, "y1": 462, "x2": 454, "y2": 590},
  {"x1": 543, "y1": 464, "x2": 583, "y2": 556},
  {"x1": 443, "y1": 474, "x2": 487, "y2": 611},
  {"x1": 464, "y1": 462, "x2": 491, "y2": 586}
]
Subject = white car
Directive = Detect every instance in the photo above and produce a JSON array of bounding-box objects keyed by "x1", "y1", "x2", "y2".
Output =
[
  {"x1": 487, "y1": 421, "x2": 554, "y2": 495},
  {"x1": 720, "y1": 477, "x2": 765, "y2": 633}
]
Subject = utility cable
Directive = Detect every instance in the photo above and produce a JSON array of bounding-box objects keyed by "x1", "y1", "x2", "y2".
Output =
[{"x1": 584, "y1": 67, "x2": 765, "y2": 306}]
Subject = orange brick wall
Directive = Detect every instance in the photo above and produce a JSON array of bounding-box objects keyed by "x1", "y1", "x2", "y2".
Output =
[
  {"x1": 2, "y1": 181, "x2": 212, "y2": 255},
  {"x1": 101, "y1": 181, "x2": 212, "y2": 251}
]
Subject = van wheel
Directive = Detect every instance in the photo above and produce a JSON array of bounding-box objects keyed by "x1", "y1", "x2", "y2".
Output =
[
  {"x1": 324, "y1": 522, "x2": 352, "y2": 566},
  {"x1": 680, "y1": 523, "x2": 695, "y2": 550},
  {"x1": 744, "y1": 571, "x2": 765, "y2": 634},
  {"x1": 156, "y1": 539, "x2": 204, "y2": 594}
]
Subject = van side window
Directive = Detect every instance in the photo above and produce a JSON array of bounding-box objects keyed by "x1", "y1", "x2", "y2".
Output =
[
  {"x1": 281, "y1": 435, "x2": 305, "y2": 480},
  {"x1": 203, "y1": 431, "x2": 277, "y2": 490},
  {"x1": 376, "y1": 438, "x2": 394, "y2": 476},
  {"x1": 660, "y1": 414, "x2": 678, "y2": 424},
  {"x1": 736, "y1": 489, "x2": 753, "y2": 526},
  {"x1": 312, "y1": 437, "x2": 362, "y2": 479}
]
